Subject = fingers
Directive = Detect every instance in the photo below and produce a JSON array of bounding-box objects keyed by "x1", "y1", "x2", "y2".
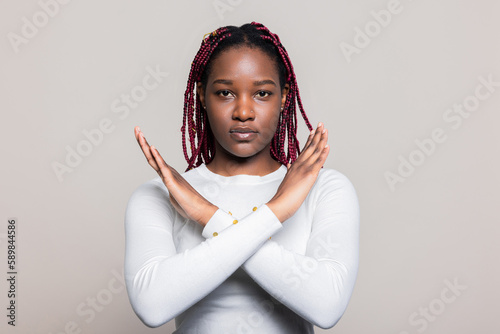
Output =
[
  {"x1": 135, "y1": 126, "x2": 161, "y2": 173},
  {"x1": 313, "y1": 124, "x2": 329, "y2": 165},
  {"x1": 303, "y1": 128, "x2": 315, "y2": 150},
  {"x1": 150, "y1": 145, "x2": 171, "y2": 180},
  {"x1": 301, "y1": 122, "x2": 329, "y2": 161},
  {"x1": 315, "y1": 126, "x2": 328, "y2": 153},
  {"x1": 315, "y1": 137, "x2": 330, "y2": 165}
]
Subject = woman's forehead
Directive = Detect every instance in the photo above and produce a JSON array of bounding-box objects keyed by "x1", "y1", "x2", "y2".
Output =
[{"x1": 207, "y1": 47, "x2": 279, "y2": 82}]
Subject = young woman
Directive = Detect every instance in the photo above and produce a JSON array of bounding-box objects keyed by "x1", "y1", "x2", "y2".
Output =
[{"x1": 124, "y1": 22, "x2": 359, "y2": 333}]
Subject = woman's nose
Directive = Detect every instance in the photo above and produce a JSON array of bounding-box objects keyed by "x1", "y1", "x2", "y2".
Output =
[{"x1": 232, "y1": 98, "x2": 254, "y2": 121}]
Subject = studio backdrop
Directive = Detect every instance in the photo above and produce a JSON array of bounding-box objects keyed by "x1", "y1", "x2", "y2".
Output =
[{"x1": 1, "y1": 0, "x2": 499, "y2": 333}]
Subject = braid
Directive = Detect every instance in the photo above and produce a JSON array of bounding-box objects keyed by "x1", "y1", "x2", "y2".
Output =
[
  {"x1": 181, "y1": 28, "x2": 231, "y2": 171},
  {"x1": 181, "y1": 22, "x2": 313, "y2": 172},
  {"x1": 252, "y1": 22, "x2": 313, "y2": 164}
]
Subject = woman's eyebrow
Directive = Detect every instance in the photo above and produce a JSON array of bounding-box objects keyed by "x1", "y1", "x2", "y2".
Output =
[
  {"x1": 211, "y1": 79, "x2": 277, "y2": 86},
  {"x1": 212, "y1": 79, "x2": 233, "y2": 85},
  {"x1": 253, "y1": 79, "x2": 276, "y2": 87}
]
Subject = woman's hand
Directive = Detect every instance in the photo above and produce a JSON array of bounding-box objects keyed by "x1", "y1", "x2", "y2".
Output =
[
  {"x1": 134, "y1": 126, "x2": 218, "y2": 226},
  {"x1": 267, "y1": 122, "x2": 330, "y2": 223}
]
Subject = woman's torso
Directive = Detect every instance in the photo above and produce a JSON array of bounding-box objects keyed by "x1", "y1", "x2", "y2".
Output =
[{"x1": 170, "y1": 164, "x2": 317, "y2": 333}]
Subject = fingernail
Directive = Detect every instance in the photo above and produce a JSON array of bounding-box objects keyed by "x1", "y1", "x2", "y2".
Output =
[
  {"x1": 318, "y1": 122, "x2": 323, "y2": 127},
  {"x1": 137, "y1": 126, "x2": 141, "y2": 132},
  {"x1": 310, "y1": 130, "x2": 315, "y2": 135},
  {"x1": 322, "y1": 128, "x2": 326, "y2": 133},
  {"x1": 151, "y1": 145, "x2": 155, "y2": 151}
]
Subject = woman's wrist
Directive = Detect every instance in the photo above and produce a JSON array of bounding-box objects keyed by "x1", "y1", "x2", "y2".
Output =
[
  {"x1": 266, "y1": 199, "x2": 286, "y2": 223},
  {"x1": 199, "y1": 204, "x2": 219, "y2": 227}
]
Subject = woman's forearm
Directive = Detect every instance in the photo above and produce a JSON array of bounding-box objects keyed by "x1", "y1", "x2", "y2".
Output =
[{"x1": 125, "y1": 184, "x2": 282, "y2": 328}]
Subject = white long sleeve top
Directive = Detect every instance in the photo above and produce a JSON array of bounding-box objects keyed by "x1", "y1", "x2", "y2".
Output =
[{"x1": 124, "y1": 163, "x2": 359, "y2": 333}]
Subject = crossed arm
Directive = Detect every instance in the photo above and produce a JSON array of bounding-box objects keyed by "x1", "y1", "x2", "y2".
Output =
[
  {"x1": 124, "y1": 169, "x2": 359, "y2": 329},
  {"x1": 125, "y1": 124, "x2": 359, "y2": 328}
]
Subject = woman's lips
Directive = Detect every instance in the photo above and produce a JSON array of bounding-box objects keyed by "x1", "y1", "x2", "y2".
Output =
[{"x1": 230, "y1": 131, "x2": 257, "y2": 141}]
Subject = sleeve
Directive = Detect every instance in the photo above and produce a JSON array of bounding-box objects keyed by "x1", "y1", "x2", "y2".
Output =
[
  {"x1": 123, "y1": 179, "x2": 283, "y2": 328},
  {"x1": 200, "y1": 207, "x2": 239, "y2": 239},
  {"x1": 239, "y1": 170, "x2": 360, "y2": 329}
]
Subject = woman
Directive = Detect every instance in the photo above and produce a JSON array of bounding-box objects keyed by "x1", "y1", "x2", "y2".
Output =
[{"x1": 124, "y1": 22, "x2": 359, "y2": 333}]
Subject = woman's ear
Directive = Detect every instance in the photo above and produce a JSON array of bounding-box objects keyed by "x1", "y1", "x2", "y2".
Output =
[
  {"x1": 196, "y1": 82, "x2": 206, "y2": 108},
  {"x1": 281, "y1": 83, "x2": 290, "y2": 109}
]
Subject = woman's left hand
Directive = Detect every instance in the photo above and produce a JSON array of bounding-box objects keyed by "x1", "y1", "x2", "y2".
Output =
[{"x1": 134, "y1": 126, "x2": 218, "y2": 226}]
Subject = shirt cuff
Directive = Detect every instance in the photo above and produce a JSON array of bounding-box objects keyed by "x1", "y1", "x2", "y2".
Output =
[
  {"x1": 201, "y1": 204, "x2": 282, "y2": 239},
  {"x1": 202, "y1": 208, "x2": 235, "y2": 239}
]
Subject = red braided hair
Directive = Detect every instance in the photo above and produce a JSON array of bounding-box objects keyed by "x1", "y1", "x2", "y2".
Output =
[{"x1": 181, "y1": 22, "x2": 313, "y2": 172}]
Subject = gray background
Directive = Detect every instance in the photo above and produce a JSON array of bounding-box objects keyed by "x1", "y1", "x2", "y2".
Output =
[{"x1": 1, "y1": 0, "x2": 499, "y2": 333}]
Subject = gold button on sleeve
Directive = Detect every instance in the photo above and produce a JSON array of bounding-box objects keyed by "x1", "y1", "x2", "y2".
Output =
[
  {"x1": 233, "y1": 219, "x2": 238, "y2": 224},
  {"x1": 229, "y1": 211, "x2": 232, "y2": 215},
  {"x1": 213, "y1": 232, "x2": 218, "y2": 237},
  {"x1": 252, "y1": 206, "x2": 257, "y2": 211}
]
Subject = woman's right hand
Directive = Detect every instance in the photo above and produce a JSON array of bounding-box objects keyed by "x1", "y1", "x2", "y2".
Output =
[
  {"x1": 266, "y1": 122, "x2": 330, "y2": 223},
  {"x1": 134, "y1": 126, "x2": 218, "y2": 226}
]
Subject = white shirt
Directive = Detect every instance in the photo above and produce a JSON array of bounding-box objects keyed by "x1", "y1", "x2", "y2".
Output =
[{"x1": 124, "y1": 163, "x2": 359, "y2": 333}]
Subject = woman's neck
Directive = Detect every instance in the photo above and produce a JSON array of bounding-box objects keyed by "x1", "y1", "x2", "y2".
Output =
[{"x1": 206, "y1": 155, "x2": 282, "y2": 177}]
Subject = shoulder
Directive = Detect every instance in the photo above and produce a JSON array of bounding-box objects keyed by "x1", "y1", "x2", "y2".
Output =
[
  {"x1": 312, "y1": 167, "x2": 359, "y2": 205},
  {"x1": 309, "y1": 168, "x2": 360, "y2": 234},
  {"x1": 316, "y1": 167, "x2": 357, "y2": 193},
  {"x1": 128, "y1": 177, "x2": 167, "y2": 201},
  {"x1": 125, "y1": 178, "x2": 172, "y2": 219}
]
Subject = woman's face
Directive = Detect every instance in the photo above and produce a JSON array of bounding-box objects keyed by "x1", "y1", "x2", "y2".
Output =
[{"x1": 197, "y1": 46, "x2": 289, "y2": 161}]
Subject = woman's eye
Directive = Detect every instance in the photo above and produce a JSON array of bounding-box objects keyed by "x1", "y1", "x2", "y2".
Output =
[
  {"x1": 218, "y1": 90, "x2": 231, "y2": 97},
  {"x1": 257, "y1": 91, "x2": 271, "y2": 98}
]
